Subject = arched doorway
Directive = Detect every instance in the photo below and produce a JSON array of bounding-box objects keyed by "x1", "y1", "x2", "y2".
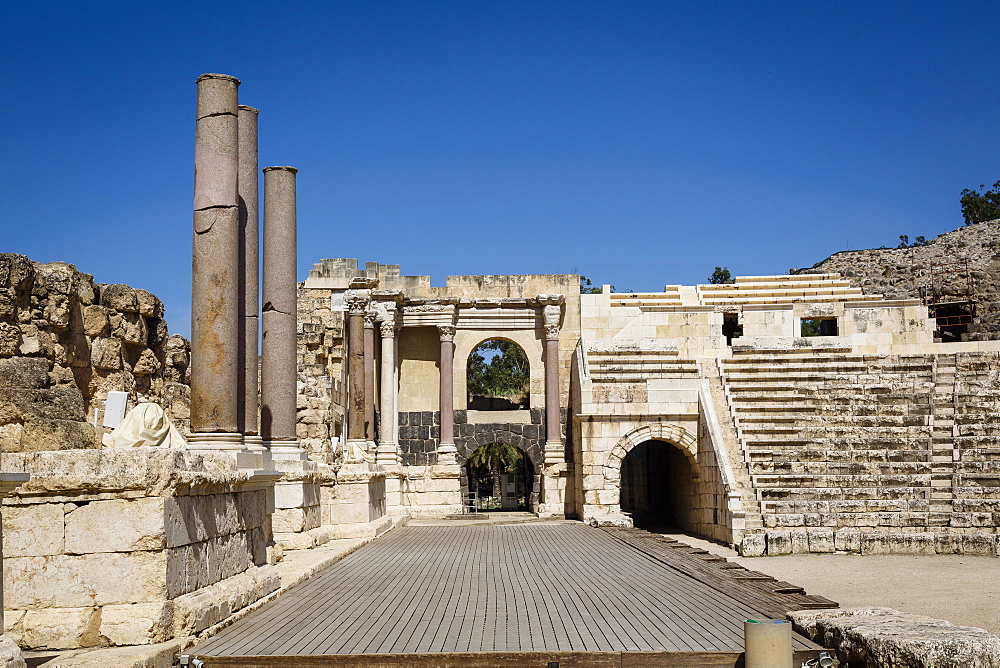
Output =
[
  {"x1": 465, "y1": 442, "x2": 534, "y2": 511},
  {"x1": 466, "y1": 339, "x2": 529, "y2": 411},
  {"x1": 620, "y1": 439, "x2": 696, "y2": 531}
]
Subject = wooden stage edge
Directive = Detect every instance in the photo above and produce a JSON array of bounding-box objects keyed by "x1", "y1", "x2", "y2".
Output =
[{"x1": 194, "y1": 648, "x2": 826, "y2": 667}]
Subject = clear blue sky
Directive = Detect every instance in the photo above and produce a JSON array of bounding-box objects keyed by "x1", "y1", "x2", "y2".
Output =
[{"x1": 3, "y1": 2, "x2": 998, "y2": 338}]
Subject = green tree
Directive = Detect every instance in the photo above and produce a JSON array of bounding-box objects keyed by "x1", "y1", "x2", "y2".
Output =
[
  {"x1": 709, "y1": 266, "x2": 733, "y2": 284},
  {"x1": 960, "y1": 181, "x2": 1000, "y2": 225},
  {"x1": 580, "y1": 276, "x2": 602, "y2": 294},
  {"x1": 898, "y1": 235, "x2": 909, "y2": 248},
  {"x1": 467, "y1": 340, "x2": 529, "y2": 399},
  {"x1": 468, "y1": 442, "x2": 523, "y2": 502}
]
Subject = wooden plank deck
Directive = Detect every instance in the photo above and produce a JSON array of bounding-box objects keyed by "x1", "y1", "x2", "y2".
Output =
[{"x1": 192, "y1": 523, "x2": 827, "y2": 660}]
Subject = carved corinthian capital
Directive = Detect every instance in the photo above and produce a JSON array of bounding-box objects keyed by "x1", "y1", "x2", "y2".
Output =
[
  {"x1": 344, "y1": 290, "x2": 369, "y2": 313},
  {"x1": 380, "y1": 321, "x2": 396, "y2": 338},
  {"x1": 363, "y1": 310, "x2": 378, "y2": 328},
  {"x1": 544, "y1": 324, "x2": 560, "y2": 340},
  {"x1": 437, "y1": 325, "x2": 456, "y2": 342},
  {"x1": 543, "y1": 303, "x2": 561, "y2": 339}
]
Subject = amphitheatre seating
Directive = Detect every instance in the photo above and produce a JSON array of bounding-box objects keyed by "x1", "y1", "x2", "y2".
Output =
[
  {"x1": 721, "y1": 350, "x2": 939, "y2": 531},
  {"x1": 585, "y1": 345, "x2": 699, "y2": 382}
]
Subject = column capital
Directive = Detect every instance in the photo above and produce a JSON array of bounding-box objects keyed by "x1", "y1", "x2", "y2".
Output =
[
  {"x1": 544, "y1": 324, "x2": 561, "y2": 340},
  {"x1": 344, "y1": 290, "x2": 369, "y2": 313},
  {"x1": 380, "y1": 320, "x2": 397, "y2": 338},
  {"x1": 363, "y1": 310, "x2": 378, "y2": 328},
  {"x1": 437, "y1": 325, "x2": 456, "y2": 342}
]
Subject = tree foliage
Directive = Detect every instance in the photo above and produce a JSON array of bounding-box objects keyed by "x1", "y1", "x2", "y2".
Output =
[
  {"x1": 708, "y1": 266, "x2": 733, "y2": 284},
  {"x1": 580, "y1": 276, "x2": 602, "y2": 294},
  {"x1": 467, "y1": 442, "x2": 524, "y2": 503},
  {"x1": 467, "y1": 340, "x2": 529, "y2": 398},
  {"x1": 960, "y1": 181, "x2": 1000, "y2": 225}
]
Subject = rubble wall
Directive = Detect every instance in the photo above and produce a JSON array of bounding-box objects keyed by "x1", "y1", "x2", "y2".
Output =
[
  {"x1": 794, "y1": 219, "x2": 1000, "y2": 340},
  {"x1": 0, "y1": 254, "x2": 190, "y2": 452}
]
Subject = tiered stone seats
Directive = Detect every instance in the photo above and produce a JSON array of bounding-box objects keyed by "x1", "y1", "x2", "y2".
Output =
[
  {"x1": 698, "y1": 274, "x2": 883, "y2": 305},
  {"x1": 585, "y1": 346, "x2": 699, "y2": 382},
  {"x1": 952, "y1": 353, "x2": 1000, "y2": 532},
  {"x1": 721, "y1": 351, "x2": 937, "y2": 538}
]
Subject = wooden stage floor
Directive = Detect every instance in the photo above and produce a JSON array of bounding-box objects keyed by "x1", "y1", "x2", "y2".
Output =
[{"x1": 191, "y1": 523, "x2": 830, "y2": 662}]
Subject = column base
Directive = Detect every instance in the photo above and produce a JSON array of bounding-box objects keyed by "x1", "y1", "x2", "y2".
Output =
[
  {"x1": 265, "y1": 438, "x2": 308, "y2": 462},
  {"x1": 188, "y1": 432, "x2": 260, "y2": 469},
  {"x1": 376, "y1": 441, "x2": 400, "y2": 464},
  {"x1": 436, "y1": 443, "x2": 458, "y2": 465},
  {"x1": 345, "y1": 439, "x2": 374, "y2": 463},
  {"x1": 543, "y1": 440, "x2": 563, "y2": 466}
]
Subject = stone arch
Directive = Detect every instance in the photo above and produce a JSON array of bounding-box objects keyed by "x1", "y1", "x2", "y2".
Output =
[
  {"x1": 603, "y1": 423, "x2": 699, "y2": 486},
  {"x1": 453, "y1": 330, "x2": 544, "y2": 410},
  {"x1": 457, "y1": 428, "x2": 543, "y2": 511}
]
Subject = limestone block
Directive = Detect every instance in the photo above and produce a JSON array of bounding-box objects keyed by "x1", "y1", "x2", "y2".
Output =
[
  {"x1": 165, "y1": 532, "x2": 250, "y2": 598},
  {"x1": 44, "y1": 294, "x2": 70, "y2": 330},
  {"x1": 274, "y1": 480, "x2": 321, "y2": 509},
  {"x1": 806, "y1": 528, "x2": 835, "y2": 553},
  {"x1": 134, "y1": 290, "x2": 163, "y2": 318},
  {"x1": 19, "y1": 418, "x2": 100, "y2": 451},
  {"x1": 11, "y1": 606, "x2": 101, "y2": 650},
  {"x1": 0, "y1": 635, "x2": 25, "y2": 668},
  {"x1": 789, "y1": 607, "x2": 1000, "y2": 668},
  {"x1": 90, "y1": 337, "x2": 121, "y2": 370},
  {"x1": 765, "y1": 530, "x2": 791, "y2": 555},
  {"x1": 0, "y1": 324, "x2": 19, "y2": 357},
  {"x1": 5, "y1": 551, "x2": 167, "y2": 609},
  {"x1": 272, "y1": 506, "x2": 321, "y2": 534},
  {"x1": 80, "y1": 305, "x2": 110, "y2": 337},
  {"x1": 99, "y1": 601, "x2": 173, "y2": 646},
  {"x1": 99, "y1": 284, "x2": 138, "y2": 313},
  {"x1": 65, "y1": 498, "x2": 165, "y2": 554},
  {"x1": 111, "y1": 312, "x2": 146, "y2": 346},
  {"x1": 3, "y1": 503, "x2": 64, "y2": 557},
  {"x1": 0, "y1": 357, "x2": 49, "y2": 389},
  {"x1": 132, "y1": 349, "x2": 160, "y2": 376}
]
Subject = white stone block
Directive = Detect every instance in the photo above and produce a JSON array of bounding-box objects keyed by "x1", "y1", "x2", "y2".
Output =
[
  {"x1": 3, "y1": 504, "x2": 64, "y2": 557},
  {"x1": 99, "y1": 602, "x2": 173, "y2": 646},
  {"x1": 64, "y1": 498, "x2": 165, "y2": 554}
]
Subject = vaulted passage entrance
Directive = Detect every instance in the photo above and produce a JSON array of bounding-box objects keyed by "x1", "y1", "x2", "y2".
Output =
[
  {"x1": 620, "y1": 439, "x2": 696, "y2": 531},
  {"x1": 465, "y1": 442, "x2": 534, "y2": 511}
]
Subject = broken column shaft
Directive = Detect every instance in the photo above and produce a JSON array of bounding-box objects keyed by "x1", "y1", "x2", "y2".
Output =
[
  {"x1": 237, "y1": 105, "x2": 261, "y2": 449},
  {"x1": 260, "y1": 166, "x2": 305, "y2": 461},
  {"x1": 190, "y1": 73, "x2": 242, "y2": 446}
]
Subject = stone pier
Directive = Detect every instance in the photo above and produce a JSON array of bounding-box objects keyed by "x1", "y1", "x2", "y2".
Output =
[
  {"x1": 237, "y1": 105, "x2": 263, "y2": 457},
  {"x1": 188, "y1": 73, "x2": 246, "y2": 457},
  {"x1": 364, "y1": 310, "x2": 377, "y2": 450}
]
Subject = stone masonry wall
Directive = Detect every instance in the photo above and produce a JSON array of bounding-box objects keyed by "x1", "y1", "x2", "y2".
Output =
[
  {"x1": 0, "y1": 254, "x2": 190, "y2": 452},
  {"x1": 794, "y1": 219, "x2": 1000, "y2": 340},
  {"x1": 296, "y1": 285, "x2": 344, "y2": 463}
]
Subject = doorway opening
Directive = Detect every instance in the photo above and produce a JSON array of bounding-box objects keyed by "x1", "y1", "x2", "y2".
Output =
[
  {"x1": 465, "y1": 442, "x2": 534, "y2": 512},
  {"x1": 620, "y1": 439, "x2": 695, "y2": 531},
  {"x1": 466, "y1": 339, "x2": 529, "y2": 411}
]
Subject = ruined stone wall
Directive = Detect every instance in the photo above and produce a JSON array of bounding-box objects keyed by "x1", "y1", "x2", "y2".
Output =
[
  {"x1": 0, "y1": 254, "x2": 190, "y2": 452},
  {"x1": 296, "y1": 285, "x2": 344, "y2": 463},
  {"x1": 794, "y1": 219, "x2": 1000, "y2": 340}
]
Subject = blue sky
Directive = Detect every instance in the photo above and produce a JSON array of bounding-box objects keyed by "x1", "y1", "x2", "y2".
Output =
[{"x1": 3, "y1": 2, "x2": 998, "y2": 338}]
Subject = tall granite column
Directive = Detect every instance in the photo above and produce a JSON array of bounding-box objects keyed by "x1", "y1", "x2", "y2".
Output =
[
  {"x1": 261, "y1": 166, "x2": 306, "y2": 461},
  {"x1": 436, "y1": 325, "x2": 457, "y2": 464},
  {"x1": 363, "y1": 311, "x2": 377, "y2": 447},
  {"x1": 344, "y1": 291, "x2": 369, "y2": 462},
  {"x1": 543, "y1": 304, "x2": 563, "y2": 464},
  {"x1": 189, "y1": 73, "x2": 245, "y2": 455},
  {"x1": 237, "y1": 104, "x2": 263, "y2": 456},
  {"x1": 376, "y1": 317, "x2": 399, "y2": 463}
]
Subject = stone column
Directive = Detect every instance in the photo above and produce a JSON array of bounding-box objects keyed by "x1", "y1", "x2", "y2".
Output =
[
  {"x1": 237, "y1": 104, "x2": 263, "y2": 455},
  {"x1": 436, "y1": 325, "x2": 457, "y2": 465},
  {"x1": 344, "y1": 290, "x2": 369, "y2": 462},
  {"x1": 543, "y1": 304, "x2": 562, "y2": 464},
  {"x1": 261, "y1": 166, "x2": 306, "y2": 462},
  {"x1": 376, "y1": 317, "x2": 399, "y2": 463},
  {"x1": 364, "y1": 311, "x2": 377, "y2": 447},
  {"x1": 189, "y1": 73, "x2": 245, "y2": 456}
]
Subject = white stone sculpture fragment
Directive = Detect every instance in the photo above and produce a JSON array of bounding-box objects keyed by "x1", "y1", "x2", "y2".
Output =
[{"x1": 101, "y1": 402, "x2": 188, "y2": 449}]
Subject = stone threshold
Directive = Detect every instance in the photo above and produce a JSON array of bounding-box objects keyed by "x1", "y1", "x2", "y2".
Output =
[{"x1": 27, "y1": 515, "x2": 408, "y2": 668}]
